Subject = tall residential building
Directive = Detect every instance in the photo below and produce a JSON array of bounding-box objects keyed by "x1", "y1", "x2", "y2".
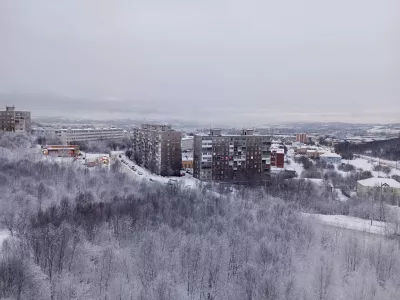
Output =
[
  {"x1": 0, "y1": 106, "x2": 31, "y2": 132},
  {"x1": 133, "y1": 124, "x2": 182, "y2": 176},
  {"x1": 296, "y1": 133, "x2": 307, "y2": 143},
  {"x1": 55, "y1": 128, "x2": 125, "y2": 144},
  {"x1": 270, "y1": 148, "x2": 285, "y2": 168},
  {"x1": 193, "y1": 129, "x2": 272, "y2": 183}
]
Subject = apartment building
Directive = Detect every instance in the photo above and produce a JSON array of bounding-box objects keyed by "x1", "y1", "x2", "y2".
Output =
[
  {"x1": 271, "y1": 148, "x2": 285, "y2": 168},
  {"x1": 55, "y1": 128, "x2": 125, "y2": 144},
  {"x1": 296, "y1": 133, "x2": 307, "y2": 144},
  {"x1": 0, "y1": 106, "x2": 31, "y2": 132},
  {"x1": 193, "y1": 129, "x2": 272, "y2": 184},
  {"x1": 132, "y1": 124, "x2": 182, "y2": 176}
]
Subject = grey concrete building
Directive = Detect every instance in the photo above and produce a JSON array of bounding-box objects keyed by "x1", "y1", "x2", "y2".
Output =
[
  {"x1": 55, "y1": 128, "x2": 125, "y2": 144},
  {"x1": 193, "y1": 129, "x2": 272, "y2": 184},
  {"x1": 133, "y1": 124, "x2": 182, "y2": 176},
  {"x1": 0, "y1": 106, "x2": 31, "y2": 132}
]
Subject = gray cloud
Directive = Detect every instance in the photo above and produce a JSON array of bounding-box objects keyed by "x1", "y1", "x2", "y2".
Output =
[{"x1": 0, "y1": 0, "x2": 399, "y2": 125}]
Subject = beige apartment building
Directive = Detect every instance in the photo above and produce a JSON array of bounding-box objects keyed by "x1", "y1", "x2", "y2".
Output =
[{"x1": 133, "y1": 124, "x2": 182, "y2": 176}]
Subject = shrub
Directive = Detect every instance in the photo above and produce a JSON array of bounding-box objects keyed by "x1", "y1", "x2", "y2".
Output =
[{"x1": 338, "y1": 164, "x2": 355, "y2": 172}]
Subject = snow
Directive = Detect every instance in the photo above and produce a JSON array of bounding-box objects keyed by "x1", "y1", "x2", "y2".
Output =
[
  {"x1": 343, "y1": 157, "x2": 400, "y2": 177},
  {"x1": 305, "y1": 178, "x2": 324, "y2": 185},
  {"x1": 335, "y1": 189, "x2": 349, "y2": 202},
  {"x1": 0, "y1": 230, "x2": 9, "y2": 245},
  {"x1": 358, "y1": 155, "x2": 400, "y2": 171},
  {"x1": 303, "y1": 213, "x2": 395, "y2": 236},
  {"x1": 358, "y1": 177, "x2": 400, "y2": 188},
  {"x1": 320, "y1": 152, "x2": 341, "y2": 158},
  {"x1": 118, "y1": 155, "x2": 199, "y2": 188}
]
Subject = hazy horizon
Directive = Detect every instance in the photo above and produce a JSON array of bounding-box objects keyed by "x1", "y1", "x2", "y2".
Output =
[{"x1": 1, "y1": 0, "x2": 399, "y2": 125}]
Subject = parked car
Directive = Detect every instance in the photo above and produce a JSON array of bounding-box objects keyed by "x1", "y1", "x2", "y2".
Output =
[{"x1": 138, "y1": 172, "x2": 143, "y2": 175}]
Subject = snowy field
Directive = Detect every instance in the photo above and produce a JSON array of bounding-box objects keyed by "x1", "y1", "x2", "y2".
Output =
[
  {"x1": 0, "y1": 230, "x2": 10, "y2": 246},
  {"x1": 303, "y1": 213, "x2": 396, "y2": 236},
  {"x1": 286, "y1": 147, "x2": 400, "y2": 179},
  {"x1": 344, "y1": 157, "x2": 400, "y2": 177}
]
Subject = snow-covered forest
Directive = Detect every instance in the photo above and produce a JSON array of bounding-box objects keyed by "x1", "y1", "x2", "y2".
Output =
[{"x1": 1, "y1": 133, "x2": 400, "y2": 300}]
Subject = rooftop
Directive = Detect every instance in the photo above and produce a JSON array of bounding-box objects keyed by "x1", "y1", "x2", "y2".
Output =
[
  {"x1": 320, "y1": 152, "x2": 342, "y2": 158},
  {"x1": 60, "y1": 128, "x2": 123, "y2": 131},
  {"x1": 358, "y1": 178, "x2": 400, "y2": 188}
]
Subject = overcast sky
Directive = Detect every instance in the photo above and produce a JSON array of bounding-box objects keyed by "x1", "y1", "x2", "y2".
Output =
[{"x1": 0, "y1": 0, "x2": 399, "y2": 125}]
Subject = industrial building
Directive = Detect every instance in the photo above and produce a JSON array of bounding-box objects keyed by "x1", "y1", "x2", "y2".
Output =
[
  {"x1": 132, "y1": 124, "x2": 182, "y2": 176},
  {"x1": 193, "y1": 129, "x2": 272, "y2": 183},
  {"x1": 0, "y1": 106, "x2": 31, "y2": 132},
  {"x1": 55, "y1": 128, "x2": 125, "y2": 144}
]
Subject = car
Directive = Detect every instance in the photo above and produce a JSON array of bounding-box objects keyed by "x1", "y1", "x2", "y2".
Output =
[
  {"x1": 119, "y1": 154, "x2": 122, "y2": 158},
  {"x1": 149, "y1": 178, "x2": 154, "y2": 182},
  {"x1": 121, "y1": 159, "x2": 125, "y2": 163},
  {"x1": 138, "y1": 172, "x2": 143, "y2": 175}
]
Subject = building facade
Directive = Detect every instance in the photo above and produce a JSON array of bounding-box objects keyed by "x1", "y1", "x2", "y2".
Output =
[
  {"x1": 357, "y1": 178, "x2": 400, "y2": 197},
  {"x1": 182, "y1": 136, "x2": 194, "y2": 151},
  {"x1": 270, "y1": 148, "x2": 285, "y2": 168},
  {"x1": 133, "y1": 124, "x2": 182, "y2": 176},
  {"x1": 296, "y1": 133, "x2": 307, "y2": 144},
  {"x1": 55, "y1": 128, "x2": 124, "y2": 144},
  {"x1": 319, "y1": 152, "x2": 342, "y2": 164},
  {"x1": 193, "y1": 129, "x2": 272, "y2": 183},
  {"x1": 0, "y1": 106, "x2": 31, "y2": 132},
  {"x1": 182, "y1": 152, "x2": 193, "y2": 169}
]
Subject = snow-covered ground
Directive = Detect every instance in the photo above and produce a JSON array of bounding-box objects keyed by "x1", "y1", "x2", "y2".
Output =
[
  {"x1": 118, "y1": 155, "x2": 199, "y2": 188},
  {"x1": 344, "y1": 157, "x2": 400, "y2": 177},
  {"x1": 303, "y1": 213, "x2": 395, "y2": 236},
  {"x1": 0, "y1": 230, "x2": 10, "y2": 246},
  {"x1": 334, "y1": 189, "x2": 349, "y2": 202},
  {"x1": 358, "y1": 155, "x2": 400, "y2": 171}
]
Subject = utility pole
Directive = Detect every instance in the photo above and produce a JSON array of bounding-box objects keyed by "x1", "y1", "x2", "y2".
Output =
[{"x1": 380, "y1": 183, "x2": 385, "y2": 222}]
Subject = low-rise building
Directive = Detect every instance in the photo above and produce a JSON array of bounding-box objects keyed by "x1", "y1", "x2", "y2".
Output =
[
  {"x1": 320, "y1": 152, "x2": 342, "y2": 164},
  {"x1": 182, "y1": 152, "x2": 193, "y2": 169},
  {"x1": 357, "y1": 178, "x2": 400, "y2": 197},
  {"x1": 55, "y1": 128, "x2": 125, "y2": 144}
]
